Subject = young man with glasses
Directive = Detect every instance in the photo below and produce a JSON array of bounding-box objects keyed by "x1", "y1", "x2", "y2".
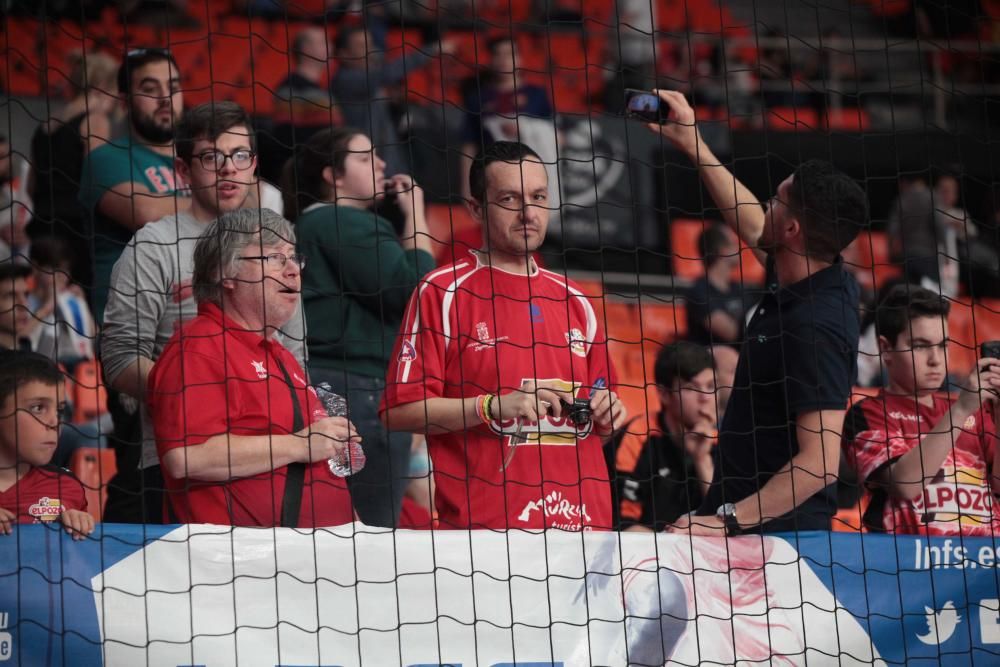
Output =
[{"x1": 101, "y1": 101, "x2": 306, "y2": 523}]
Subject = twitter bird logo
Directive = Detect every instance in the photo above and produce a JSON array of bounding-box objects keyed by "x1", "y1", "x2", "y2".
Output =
[{"x1": 916, "y1": 600, "x2": 961, "y2": 645}]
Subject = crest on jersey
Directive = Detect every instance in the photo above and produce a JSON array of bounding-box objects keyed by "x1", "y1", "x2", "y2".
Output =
[
  {"x1": 398, "y1": 340, "x2": 418, "y2": 363},
  {"x1": 565, "y1": 328, "x2": 587, "y2": 357}
]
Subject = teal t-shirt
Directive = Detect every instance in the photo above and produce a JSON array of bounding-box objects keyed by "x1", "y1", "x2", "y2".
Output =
[
  {"x1": 79, "y1": 138, "x2": 185, "y2": 322},
  {"x1": 296, "y1": 204, "x2": 436, "y2": 379}
]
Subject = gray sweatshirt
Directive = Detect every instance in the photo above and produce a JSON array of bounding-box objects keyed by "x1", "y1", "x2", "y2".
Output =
[{"x1": 101, "y1": 212, "x2": 307, "y2": 469}]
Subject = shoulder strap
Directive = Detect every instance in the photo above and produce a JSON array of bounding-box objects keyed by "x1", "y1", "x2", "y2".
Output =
[{"x1": 273, "y1": 354, "x2": 306, "y2": 528}]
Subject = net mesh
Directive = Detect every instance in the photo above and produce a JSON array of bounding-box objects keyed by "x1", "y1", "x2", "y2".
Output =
[{"x1": 2, "y1": 0, "x2": 1000, "y2": 664}]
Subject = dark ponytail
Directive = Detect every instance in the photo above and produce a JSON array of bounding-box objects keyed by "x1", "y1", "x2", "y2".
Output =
[{"x1": 281, "y1": 127, "x2": 361, "y2": 221}]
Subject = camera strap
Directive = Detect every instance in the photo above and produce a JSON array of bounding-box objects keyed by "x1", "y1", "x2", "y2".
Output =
[{"x1": 273, "y1": 354, "x2": 306, "y2": 529}]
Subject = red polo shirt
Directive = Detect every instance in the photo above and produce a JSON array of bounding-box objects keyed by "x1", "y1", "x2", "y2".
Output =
[
  {"x1": 0, "y1": 466, "x2": 87, "y2": 524},
  {"x1": 148, "y1": 302, "x2": 354, "y2": 527}
]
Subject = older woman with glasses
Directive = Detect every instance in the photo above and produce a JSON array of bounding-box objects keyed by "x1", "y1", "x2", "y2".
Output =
[
  {"x1": 146, "y1": 208, "x2": 357, "y2": 527},
  {"x1": 281, "y1": 127, "x2": 435, "y2": 528}
]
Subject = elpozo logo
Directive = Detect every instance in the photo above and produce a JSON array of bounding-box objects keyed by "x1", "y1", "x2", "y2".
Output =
[
  {"x1": 27, "y1": 497, "x2": 63, "y2": 522},
  {"x1": 488, "y1": 379, "x2": 592, "y2": 444}
]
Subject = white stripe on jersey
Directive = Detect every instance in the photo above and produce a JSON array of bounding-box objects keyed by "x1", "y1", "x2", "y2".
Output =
[
  {"x1": 440, "y1": 266, "x2": 482, "y2": 353},
  {"x1": 400, "y1": 261, "x2": 471, "y2": 383}
]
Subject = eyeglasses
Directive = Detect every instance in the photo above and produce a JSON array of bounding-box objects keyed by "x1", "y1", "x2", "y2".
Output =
[
  {"x1": 194, "y1": 149, "x2": 256, "y2": 171},
  {"x1": 239, "y1": 252, "x2": 306, "y2": 270}
]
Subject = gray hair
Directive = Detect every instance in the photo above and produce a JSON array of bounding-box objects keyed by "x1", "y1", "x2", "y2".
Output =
[{"x1": 192, "y1": 208, "x2": 296, "y2": 306}]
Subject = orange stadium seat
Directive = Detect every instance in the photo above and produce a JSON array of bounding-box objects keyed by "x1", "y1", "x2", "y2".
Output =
[
  {"x1": 72, "y1": 360, "x2": 109, "y2": 425},
  {"x1": 827, "y1": 108, "x2": 872, "y2": 132},
  {"x1": 767, "y1": 106, "x2": 821, "y2": 132},
  {"x1": 69, "y1": 447, "x2": 116, "y2": 523},
  {"x1": 670, "y1": 218, "x2": 705, "y2": 280}
]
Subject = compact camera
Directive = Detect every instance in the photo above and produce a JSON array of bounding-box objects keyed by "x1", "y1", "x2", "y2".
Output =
[{"x1": 562, "y1": 398, "x2": 593, "y2": 427}]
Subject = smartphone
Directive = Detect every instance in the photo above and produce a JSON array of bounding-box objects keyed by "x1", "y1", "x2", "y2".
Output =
[
  {"x1": 981, "y1": 341, "x2": 1000, "y2": 359},
  {"x1": 624, "y1": 89, "x2": 665, "y2": 124}
]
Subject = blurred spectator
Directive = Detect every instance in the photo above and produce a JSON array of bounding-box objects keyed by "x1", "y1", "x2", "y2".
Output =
[
  {"x1": 27, "y1": 237, "x2": 96, "y2": 367},
  {"x1": 117, "y1": 0, "x2": 199, "y2": 28},
  {"x1": 78, "y1": 47, "x2": 189, "y2": 321},
  {"x1": 758, "y1": 28, "x2": 813, "y2": 109},
  {"x1": 0, "y1": 135, "x2": 32, "y2": 264},
  {"x1": 612, "y1": 341, "x2": 717, "y2": 531},
  {"x1": 602, "y1": 0, "x2": 657, "y2": 112},
  {"x1": 147, "y1": 208, "x2": 356, "y2": 527},
  {"x1": 331, "y1": 26, "x2": 453, "y2": 177},
  {"x1": 0, "y1": 263, "x2": 42, "y2": 354},
  {"x1": 459, "y1": 37, "x2": 555, "y2": 201},
  {"x1": 284, "y1": 127, "x2": 434, "y2": 527},
  {"x1": 29, "y1": 50, "x2": 120, "y2": 287},
  {"x1": 934, "y1": 171, "x2": 999, "y2": 297},
  {"x1": 260, "y1": 27, "x2": 342, "y2": 184},
  {"x1": 685, "y1": 223, "x2": 746, "y2": 348},
  {"x1": 888, "y1": 174, "x2": 953, "y2": 294}
]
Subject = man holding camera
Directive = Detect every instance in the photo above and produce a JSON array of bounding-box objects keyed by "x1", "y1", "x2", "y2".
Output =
[
  {"x1": 649, "y1": 90, "x2": 869, "y2": 534},
  {"x1": 381, "y1": 141, "x2": 625, "y2": 531}
]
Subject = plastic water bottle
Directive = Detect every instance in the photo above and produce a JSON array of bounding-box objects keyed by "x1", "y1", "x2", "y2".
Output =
[{"x1": 314, "y1": 382, "x2": 366, "y2": 477}]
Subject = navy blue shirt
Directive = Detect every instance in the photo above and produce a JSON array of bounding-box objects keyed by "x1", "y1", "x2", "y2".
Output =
[{"x1": 700, "y1": 256, "x2": 861, "y2": 532}]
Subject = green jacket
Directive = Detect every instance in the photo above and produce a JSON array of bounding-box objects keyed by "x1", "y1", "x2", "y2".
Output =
[{"x1": 296, "y1": 203, "x2": 435, "y2": 378}]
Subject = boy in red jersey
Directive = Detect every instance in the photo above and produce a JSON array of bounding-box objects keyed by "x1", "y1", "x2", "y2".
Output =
[
  {"x1": 842, "y1": 284, "x2": 1000, "y2": 535},
  {"x1": 381, "y1": 141, "x2": 626, "y2": 531},
  {"x1": 0, "y1": 350, "x2": 92, "y2": 538}
]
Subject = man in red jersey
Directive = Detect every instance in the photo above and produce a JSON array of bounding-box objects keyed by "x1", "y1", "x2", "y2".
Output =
[
  {"x1": 381, "y1": 141, "x2": 625, "y2": 531},
  {"x1": 147, "y1": 208, "x2": 356, "y2": 527},
  {"x1": 842, "y1": 284, "x2": 1000, "y2": 535}
]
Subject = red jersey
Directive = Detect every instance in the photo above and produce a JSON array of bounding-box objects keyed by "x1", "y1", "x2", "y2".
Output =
[
  {"x1": 381, "y1": 252, "x2": 616, "y2": 531},
  {"x1": 0, "y1": 466, "x2": 87, "y2": 524},
  {"x1": 148, "y1": 302, "x2": 354, "y2": 528},
  {"x1": 842, "y1": 391, "x2": 1000, "y2": 536}
]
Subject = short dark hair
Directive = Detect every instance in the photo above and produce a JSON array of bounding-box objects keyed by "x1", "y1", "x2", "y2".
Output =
[
  {"x1": 175, "y1": 101, "x2": 255, "y2": 164},
  {"x1": 335, "y1": 26, "x2": 366, "y2": 53},
  {"x1": 876, "y1": 284, "x2": 950, "y2": 347},
  {"x1": 29, "y1": 236, "x2": 74, "y2": 270},
  {"x1": 787, "y1": 159, "x2": 869, "y2": 262},
  {"x1": 0, "y1": 350, "x2": 63, "y2": 410},
  {"x1": 117, "y1": 47, "x2": 179, "y2": 94},
  {"x1": 0, "y1": 262, "x2": 32, "y2": 283},
  {"x1": 698, "y1": 223, "x2": 731, "y2": 267},
  {"x1": 654, "y1": 341, "x2": 714, "y2": 389},
  {"x1": 487, "y1": 36, "x2": 515, "y2": 55},
  {"x1": 468, "y1": 141, "x2": 543, "y2": 204}
]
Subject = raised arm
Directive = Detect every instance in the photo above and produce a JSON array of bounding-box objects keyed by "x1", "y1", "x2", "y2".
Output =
[
  {"x1": 96, "y1": 182, "x2": 190, "y2": 233},
  {"x1": 647, "y1": 90, "x2": 766, "y2": 265}
]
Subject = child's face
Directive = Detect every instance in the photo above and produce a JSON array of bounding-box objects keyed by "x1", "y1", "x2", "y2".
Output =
[
  {"x1": 881, "y1": 316, "x2": 949, "y2": 395},
  {"x1": 0, "y1": 380, "x2": 62, "y2": 467}
]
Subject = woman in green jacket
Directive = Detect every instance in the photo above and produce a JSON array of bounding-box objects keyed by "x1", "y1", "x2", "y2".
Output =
[{"x1": 283, "y1": 128, "x2": 435, "y2": 527}]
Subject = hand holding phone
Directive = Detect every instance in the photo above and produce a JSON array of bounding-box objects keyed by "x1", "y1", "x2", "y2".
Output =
[{"x1": 624, "y1": 89, "x2": 666, "y2": 124}]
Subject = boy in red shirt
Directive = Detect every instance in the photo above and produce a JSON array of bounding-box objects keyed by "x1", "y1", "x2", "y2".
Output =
[
  {"x1": 0, "y1": 350, "x2": 92, "y2": 538},
  {"x1": 842, "y1": 284, "x2": 1000, "y2": 535}
]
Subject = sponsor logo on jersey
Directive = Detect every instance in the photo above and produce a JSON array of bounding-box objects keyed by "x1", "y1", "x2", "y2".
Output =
[
  {"x1": 915, "y1": 467, "x2": 996, "y2": 521},
  {"x1": 398, "y1": 340, "x2": 417, "y2": 363},
  {"x1": 529, "y1": 304, "x2": 544, "y2": 323},
  {"x1": 565, "y1": 328, "x2": 587, "y2": 357},
  {"x1": 889, "y1": 411, "x2": 921, "y2": 423},
  {"x1": 468, "y1": 321, "x2": 508, "y2": 352},
  {"x1": 489, "y1": 379, "x2": 591, "y2": 444},
  {"x1": 28, "y1": 497, "x2": 63, "y2": 522},
  {"x1": 251, "y1": 360, "x2": 268, "y2": 379},
  {"x1": 517, "y1": 490, "x2": 591, "y2": 529},
  {"x1": 964, "y1": 414, "x2": 977, "y2": 430}
]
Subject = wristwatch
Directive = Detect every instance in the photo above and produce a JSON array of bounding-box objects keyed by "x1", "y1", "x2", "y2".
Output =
[{"x1": 716, "y1": 503, "x2": 742, "y2": 536}]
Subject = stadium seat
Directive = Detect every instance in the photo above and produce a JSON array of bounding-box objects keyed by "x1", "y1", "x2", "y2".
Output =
[
  {"x1": 826, "y1": 107, "x2": 872, "y2": 132},
  {"x1": 832, "y1": 493, "x2": 870, "y2": 533},
  {"x1": 670, "y1": 218, "x2": 705, "y2": 280},
  {"x1": 69, "y1": 447, "x2": 116, "y2": 523},
  {"x1": 637, "y1": 298, "x2": 687, "y2": 344},
  {"x1": 425, "y1": 203, "x2": 480, "y2": 263},
  {"x1": 947, "y1": 299, "x2": 977, "y2": 377},
  {"x1": 766, "y1": 106, "x2": 821, "y2": 132},
  {"x1": 72, "y1": 360, "x2": 109, "y2": 425}
]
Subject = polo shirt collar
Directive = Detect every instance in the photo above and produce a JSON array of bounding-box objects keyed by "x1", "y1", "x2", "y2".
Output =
[
  {"x1": 774, "y1": 256, "x2": 846, "y2": 305},
  {"x1": 197, "y1": 301, "x2": 273, "y2": 352}
]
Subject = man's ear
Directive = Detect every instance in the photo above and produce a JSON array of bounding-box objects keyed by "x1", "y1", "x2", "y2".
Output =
[
  {"x1": 466, "y1": 196, "x2": 484, "y2": 224},
  {"x1": 321, "y1": 165, "x2": 337, "y2": 189},
  {"x1": 174, "y1": 156, "x2": 190, "y2": 184}
]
